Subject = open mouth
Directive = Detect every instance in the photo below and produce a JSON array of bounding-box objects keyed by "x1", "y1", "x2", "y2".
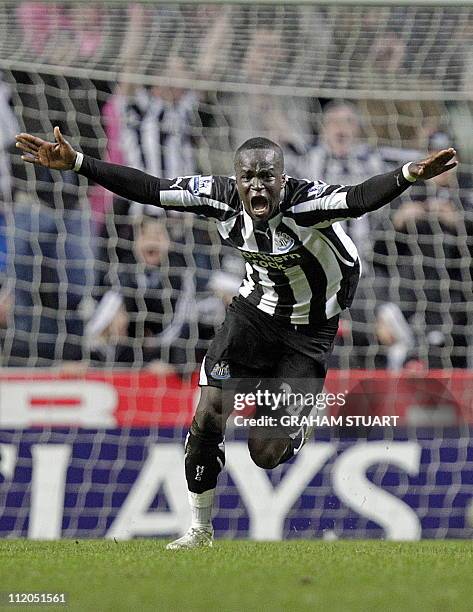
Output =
[{"x1": 250, "y1": 195, "x2": 270, "y2": 218}]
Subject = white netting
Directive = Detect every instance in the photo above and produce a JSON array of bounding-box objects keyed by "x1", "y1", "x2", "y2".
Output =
[
  {"x1": 0, "y1": 2, "x2": 471, "y2": 366},
  {"x1": 1, "y1": 2, "x2": 473, "y2": 100},
  {"x1": 1, "y1": 80, "x2": 472, "y2": 368},
  {"x1": 0, "y1": 2, "x2": 473, "y2": 370},
  {"x1": 0, "y1": 1, "x2": 472, "y2": 541}
]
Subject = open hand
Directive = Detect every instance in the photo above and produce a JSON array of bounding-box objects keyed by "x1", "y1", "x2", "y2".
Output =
[
  {"x1": 15, "y1": 126, "x2": 77, "y2": 170},
  {"x1": 408, "y1": 148, "x2": 457, "y2": 181}
]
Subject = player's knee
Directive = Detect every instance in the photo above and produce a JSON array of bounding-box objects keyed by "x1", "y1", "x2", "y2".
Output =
[
  {"x1": 193, "y1": 386, "x2": 224, "y2": 435},
  {"x1": 249, "y1": 447, "x2": 280, "y2": 470},
  {"x1": 248, "y1": 439, "x2": 286, "y2": 470},
  {"x1": 185, "y1": 428, "x2": 225, "y2": 463}
]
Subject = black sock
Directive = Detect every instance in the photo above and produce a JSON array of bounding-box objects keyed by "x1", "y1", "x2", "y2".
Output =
[{"x1": 185, "y1": 418, "x2": 225, "y2": 494}]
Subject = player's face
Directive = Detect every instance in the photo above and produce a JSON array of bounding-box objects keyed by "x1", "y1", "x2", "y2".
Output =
[{"x1": 235, "y1": 149, "x2": 286, "y2": 221}]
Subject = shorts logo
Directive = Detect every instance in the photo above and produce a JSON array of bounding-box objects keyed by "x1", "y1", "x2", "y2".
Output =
[
  {"x1": 210, "y1": 361, "x2": 230, "y2": 380},
  {"x1": 274, "y1": 232, "x2": 295, "y2": 252}
]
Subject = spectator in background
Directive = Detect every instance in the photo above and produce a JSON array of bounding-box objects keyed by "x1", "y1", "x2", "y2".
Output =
[
  {"x1": 96, "y1": 4, "x2": 201, "y2": 223},
  {"x1": 374, "y1": 302, "x2": 419, "y2": 370},
  {"x1": 95, "y1": 4, "x2": 216, "y2": 296},
  {"x1": 301, "y1": 100, "x2": 386, "y2": 259},
  {"x1": 87, "y1": 215, "x2": 197, "y2": 374},
  {"x1": 225, "y1": 25, "x2": 312, "y2": 174},
  {"x1": 196, "y1": 252, "x2": 245, "y2": 329},
  {"x1": 372, "y1": 187, "x2": 472, "y2": 368},
  {"x1": 94, "y1": 196, "x2": 136, "y2": 293},
  {"x1": 2, "y1": 5, "x2": 112, "y2": 365},
  {"x1": 67, "y1": 4, "x2": 106, "y2": 64},
  {"x1": 0, "y1": 74, "x2": 18, "y2": 203},
  {"x1": 0, "y1": 64, "x2": 95, "y2": 368},
  {"x1": 15, "y1": 0, "x2": 111, "y2": 149},
  {"x1": 2, "y1": 202, "x2": 93, "y2": 366},
  {"x1": 410, "y1": 130, "x2": 473, "y2": 211},
  {"x1": 0, "y1": 73, "x2": 18, "y2": 330},
  {"x1": 16, "y1": 2, "x2": 107, "y2": 66},
  {"x1": 397, "y1": 131, "x2": 472, "y2": 367},
  {"x1": 103, "y1": 56, "x2": 197, "y2": 180},
  {"x1": 96, "y1": 54, "x2": 199, "y2": 226},
  {"x1": 98, "y1": 2, "x2": 238, "y2": 187},
  {"x1": 16, "y1": 2, "x2": 67, "y2": 58}
]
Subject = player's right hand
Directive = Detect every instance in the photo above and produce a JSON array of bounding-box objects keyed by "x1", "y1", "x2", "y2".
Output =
[{"x1": 15, "y1": 126, "x2": 77, "y2": 171}]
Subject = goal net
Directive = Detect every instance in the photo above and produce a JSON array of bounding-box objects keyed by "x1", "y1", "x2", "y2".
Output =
[{"x1": 0, "y1": 0, "x2": 471, "y2": 541}]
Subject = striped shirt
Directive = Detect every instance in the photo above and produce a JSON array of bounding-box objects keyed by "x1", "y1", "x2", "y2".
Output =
[
  {"x1": 78, "y1": 157, "x2": 413, "y2": 327},
  {"x1": 154, "y1": 175, "x2": 360, "y2": 325},
  {"x1": 301, "y1": 143, "x2": 386, "y2": 259},
  {"x1": 115, "y1": 88, "x2": 197, "y2": 178}
]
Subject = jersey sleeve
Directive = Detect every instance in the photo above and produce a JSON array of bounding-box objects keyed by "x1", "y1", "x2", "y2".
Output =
[
  {"x1": 284, "y1": 168, "x2": 413, "y2": 227},
  {"x1": 158, "y1": 175, "x2": 237, "y2": 220},
  {"x1": 78, "y1": 155, "x2": 237, "y2": 220}
]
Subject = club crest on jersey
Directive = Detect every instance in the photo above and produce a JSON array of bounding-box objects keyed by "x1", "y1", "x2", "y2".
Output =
[
  {"x1": 210, "y1": 361, "x2": 230, "y2": 380},
  {"x1": 274, "y1": 231, "x2": 295, "y2": 252}
]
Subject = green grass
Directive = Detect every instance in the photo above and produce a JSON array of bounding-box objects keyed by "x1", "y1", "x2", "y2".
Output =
[{"x1": 0, "y1": 540, "x2": 472, "y2": 611}]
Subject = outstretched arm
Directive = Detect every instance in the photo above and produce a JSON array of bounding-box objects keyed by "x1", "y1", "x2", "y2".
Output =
[
  {"x1": 16, "y1": 128, "x2": 236, "y2": 219},
  {"x1": 347, "y1": 148, "x2": 457, "y2": 214},
  {"x1": 16, "y1": 127, "x2": 167, "y2": 204},
  {"x1": 286, "y1": 148, "x2": 457, "y2": 225}
]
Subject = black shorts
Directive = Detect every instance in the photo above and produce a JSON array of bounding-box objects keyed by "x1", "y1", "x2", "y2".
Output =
[{"x1": 200, "y1": 296, "x2": 339, "y2": 388}]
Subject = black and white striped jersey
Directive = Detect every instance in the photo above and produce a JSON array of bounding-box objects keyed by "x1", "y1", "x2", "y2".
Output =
[
  {"x1": 79, "y1": 157, "x2": 413, "y2": 326},
  {"x1": 153, "y1": 175, "x2": 360, "y2": 325},
  {"x1": 113, "y1": 88, "x2": 197, "y2": 178},
  {"x1": 300, "y1": 143, "x2": 386, "y2": 259}
]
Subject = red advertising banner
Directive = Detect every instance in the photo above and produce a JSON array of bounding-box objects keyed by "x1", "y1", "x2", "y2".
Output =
[{"x1": 0, "y1": 369, "x2": 471, "y2": 428}]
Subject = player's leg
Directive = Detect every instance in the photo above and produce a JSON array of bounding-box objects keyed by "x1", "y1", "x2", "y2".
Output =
[
  {"x1": 247, "y1": 316, "x2": 340, "y2": 469},
  {"x1": 246, "y1": 388, "x2": 320, "y2": 471},
  {"x1": 276, "y1": 317, "x2": 340, "y2": 464},
  {"x1": 166, "y1": 380, "x2": 230, "y2": 550},
  {"x1": 245, "y1": 356, "x2": 326, "y2": 470},
  {"x1": 185, "y1": 385, "x2": 227, "y2": 523},
  {"x1": 247, "y1": 436, "x2": 291, "y2": 469},
  {"x1": 168, "y1": 297, "x2": 280, "y2": 548},
  {"x1": 246, "y1": 376, "x2": 307, "y2": 469}
]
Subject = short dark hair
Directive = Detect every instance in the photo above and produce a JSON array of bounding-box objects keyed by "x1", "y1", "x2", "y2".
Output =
[{"x1": 234, "y1": 137, "x2": 284, "y2": 169}]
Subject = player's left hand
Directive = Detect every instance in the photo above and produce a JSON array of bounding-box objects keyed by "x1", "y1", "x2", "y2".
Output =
[{"x1": 408, "y1": 148, "x2": 457, "y2": 181}]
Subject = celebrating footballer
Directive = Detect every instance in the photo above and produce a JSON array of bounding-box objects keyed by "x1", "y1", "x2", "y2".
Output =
[{"x1": 16, "y1": 126, "x2": 456, "y2": 549}]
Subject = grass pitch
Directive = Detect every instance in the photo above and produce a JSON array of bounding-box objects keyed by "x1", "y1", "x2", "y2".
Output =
[{"x1": 0, "y1": 540, "x2": 472, "y2": 611}]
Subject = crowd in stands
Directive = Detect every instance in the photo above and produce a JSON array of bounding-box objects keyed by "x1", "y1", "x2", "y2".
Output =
[{"x1": 0, "y1": 3, "x2": 471, "y2": 373}]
